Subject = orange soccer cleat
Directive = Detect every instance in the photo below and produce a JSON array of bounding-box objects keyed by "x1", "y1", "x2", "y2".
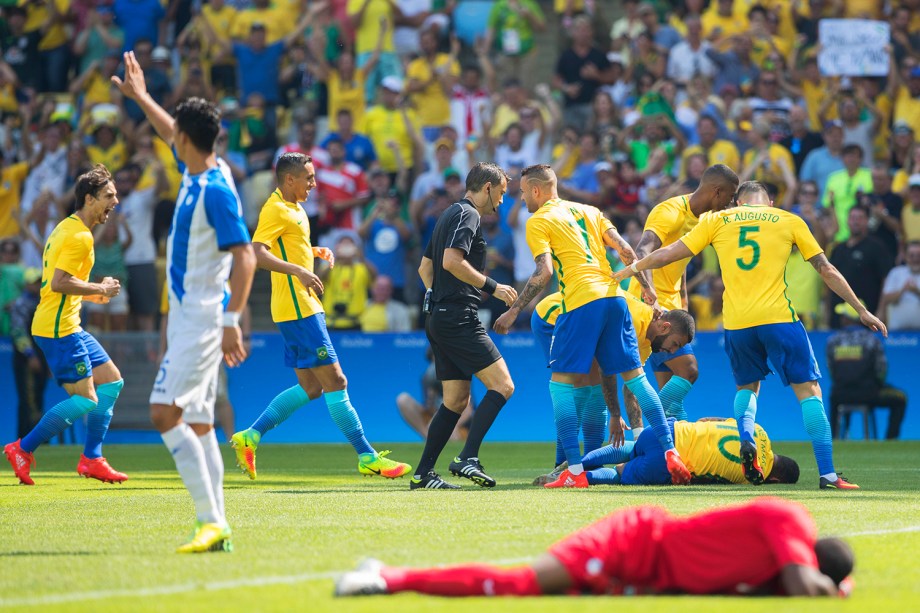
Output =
[
  {"x1": 544, "y1": 468, "x2": 589, "y2": 489},
  {"x1": 77, "y1": 455, "x2": 128, "y2": 484},
  {"x1": 4, "y1": 440, "x2": 35, "y2": 485},
  {"x1": 665, "y1": 449, "x2": 691, "y2": 485}
]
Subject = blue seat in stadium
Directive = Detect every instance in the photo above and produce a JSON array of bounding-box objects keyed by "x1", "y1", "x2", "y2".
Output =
[{"x1": 454, "y1": 1, "x2": 494, "y2": 45}]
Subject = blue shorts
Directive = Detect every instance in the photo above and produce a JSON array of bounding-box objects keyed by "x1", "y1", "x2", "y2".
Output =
[
  {"x1": 551, "y1": 296, "x2": 641, "y2": 375},
  {"x1": 619, "y1": 419, "x2": 676, "y2": 485},
  {"x1": 277, "y1": 313, "x2": 339, "y2": 370},
  {"x1": 34, "y1": 330, "x2": 110, "y2": 384},
  {"x1": 723, "y1": 321, "x2": 821, "y2": 387},
  {"x1": 648, "y1": 343, "x2": 695, "y2": 373},
  {"x1": 530, "y1": 309, "x2": 554, "y2": 367}
]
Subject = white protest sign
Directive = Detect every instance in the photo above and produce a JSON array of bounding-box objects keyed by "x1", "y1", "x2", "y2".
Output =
[{"x1": 818, "y1": 19, "x2": 890, "y2": 76}]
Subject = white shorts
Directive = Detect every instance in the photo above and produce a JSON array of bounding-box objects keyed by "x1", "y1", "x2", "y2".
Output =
[{"x1": 150, "y1": 305, "x2": 222, "y2": 424}]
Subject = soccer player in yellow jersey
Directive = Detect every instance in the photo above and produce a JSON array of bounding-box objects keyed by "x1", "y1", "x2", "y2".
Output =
[
  {"x1": 230, "y1": 152, "x2": 411, "y2": 481},
  {"x1": 4, "y1": 166, "x2": 127, "y2": 486},
  {"x1": 614, "y1": 181, "x2": 888, "y2": 490},
  {"x1": 530, "y1": 291, "x2": 696, "y2": 486},
  {"x1": 579, "y1": 417, "x2": 801, "y2": 487},
  {"x1": 493, "y1": 164, "x2": 692, "y2": 488},
  {"x1": 628, "y1": 164, "x2": 738, "y2": 422}
]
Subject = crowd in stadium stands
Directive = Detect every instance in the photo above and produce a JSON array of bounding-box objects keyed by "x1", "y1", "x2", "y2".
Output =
[{"x1": 2, "y1": 0, "x2": 920, "y2": 338}]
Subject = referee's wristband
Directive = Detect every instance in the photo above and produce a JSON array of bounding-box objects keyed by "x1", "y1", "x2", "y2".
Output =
[
  {"x1": 630, "y1": 261, "x2": 640, "y2": 274},
  {"x1": 222, "y1": 311, "x2": 241, "y2": 328},
  {"x1": 481, "y1": 277, "x2": 498, "y2": 294}
]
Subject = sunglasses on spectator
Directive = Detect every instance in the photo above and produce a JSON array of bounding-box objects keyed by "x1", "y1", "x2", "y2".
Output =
[{"x1": 800, "y1": 190, "x2": 818, "y2": 196}]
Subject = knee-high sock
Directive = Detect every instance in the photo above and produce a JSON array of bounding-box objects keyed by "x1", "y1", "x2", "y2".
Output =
[
  {"x1": 586, "y1": 467, "x2": 622, "y2": 485},
  {"x1": 21, "y1": 395, "x2": 97, "y2": 453},
  {"x1": 549, "y1": 381, "x2": 582, "y2": 472},
  {"x1": 459, "y1": 390, "x2": 507, "y2": 460},
  {"x1": 554, "y1": 437, "x2": 565, "y2": 467},
  {"x1": 580, "y1": 385, "x2": 607, "y2": 454},
  {"x1": 415, "y1": 405, "x2": 460, "y2": 477},
  {"x1": 381, "y1": 565, "x2": 542, "y2": 597},
  {"x1": 161, "y1": 423, "x2": 220, "y2": 525},
  {"x1": 580, "y1": 441, "x2": 635, "y2": 469},
  {"x1": 623, "y1": 374, "x2": 674, "y2": 452},
  {"x1": 324, "y1": 389, "x2": 374, "y2": 455},
  {"x1": 734, "y1": 389, "x2": 757, "y2": 444},
  {"x1": 197, "y1": 429, "x2": 225, "y2": 521},
  {"x1": 84, "y1": 379, "x2": 123, "y2": 458},
  {"x1": 659, "y1": 376, "x2": 692, "y2": 421},
  {"x1": 801, "y1": 396, "x2": 836, "y2": 477},
  {"x1": 251, "y1": 384, "x2": 309, "y2": 436}
]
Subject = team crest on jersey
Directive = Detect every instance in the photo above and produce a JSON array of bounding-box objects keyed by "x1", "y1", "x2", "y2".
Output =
[
  {"x1": 316, "y1": 347, "x2": 329, "y2": 360},
  {"x1": 75, "y1": 362, "x2": 88, "y2": 377}
]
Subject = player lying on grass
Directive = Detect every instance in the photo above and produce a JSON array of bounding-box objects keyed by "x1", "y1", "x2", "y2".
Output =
[
  {"x1": 336, "y1": 497, "x2": 853, "y2": 597},
  {"x1": 530, "y1": 291, "x2": 695, "y2": 487},
  {"x1": 612, "y1": 180, "x2": 886, "y2": 490},
  {"x1": 548, "y1": 417, "x2": 800, "y2": 486}
]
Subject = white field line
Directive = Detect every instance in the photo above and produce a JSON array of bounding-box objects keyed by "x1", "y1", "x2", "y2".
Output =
[{"x1": 3, "y1": 526, "x2": 920, "y2": 608}]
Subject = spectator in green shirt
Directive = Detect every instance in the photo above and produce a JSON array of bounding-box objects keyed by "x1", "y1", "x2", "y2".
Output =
[
  {"x1": 824, "y1": 144, "x2": 874, "y2": 242},
  {"x1": 484, "y1": 0, "x2": 546, "y2": 89}
]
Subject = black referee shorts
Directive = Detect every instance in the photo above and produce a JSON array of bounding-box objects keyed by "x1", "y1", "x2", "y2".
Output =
[{"x1": 425, "y1": 303, "x2": 502, "y2": 381}]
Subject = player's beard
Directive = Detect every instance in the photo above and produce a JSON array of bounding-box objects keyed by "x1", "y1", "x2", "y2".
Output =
[{"x1": 651, "y1": 335, "x2": 666, "y2": 353}]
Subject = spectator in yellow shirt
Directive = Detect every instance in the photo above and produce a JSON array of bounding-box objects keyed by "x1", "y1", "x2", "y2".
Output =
[
  {"x1": 903, "y1": 175, "x2": 920, "y2": 243},
  {"x1": 347, "y1": 0, "x2": 401, "y2": 103},
  {"x1": 894, "y1": 66, "x2": 920, "y2": 136},
  {"x1": 363, "y1": 76, "x2": 422, "y2": 174},
  {"x1": 702, "y1": 0, "x2": 748, "y2": 41},
  {"x1": 321, "y1": 235, "x2": 373, "y2": 331},
  {"x1": 199, "y1": 0, "x2": 238, "y2": 92},
  {"x1": 680, "y1": 116, "x2": 740, "y2": 180},
  {"x1": 25, "y1": 0, "x2": 70, "y2": 92},
  {"x1": 406, "y1": 30, "x2": 460, "y2": 142},
  {"x1": 231, "y1": 0, "x2": 285, "y2": 43},
  {"x1": 68, "y1": 52, "x2": 122, "y2": 113},
  {"x1": 740, "y1": 119, "x2": 797, "y2": 208}
]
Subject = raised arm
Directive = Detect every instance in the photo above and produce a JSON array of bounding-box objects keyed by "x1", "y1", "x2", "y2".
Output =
[
  {"x1": 111, "y1": 52, "x2": 176, "y2": 145},
  {"x1": 809, "y1": 252, "x2": 887, "y2": 335},
  {"x1": 493, "y1": 251, "x2": 552, "y2": 333}
]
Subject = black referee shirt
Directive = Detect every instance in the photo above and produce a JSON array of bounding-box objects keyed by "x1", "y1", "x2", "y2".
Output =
[{"x1": 423, "y1": 199, "x2": 487, "y2": 308}]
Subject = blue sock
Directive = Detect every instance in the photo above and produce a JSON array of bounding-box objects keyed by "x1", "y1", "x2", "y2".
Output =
[
  {"x1": 581, "y1": 441, "x2": 635, "y2": 469},
  {"x1": 624, "y1": 374, "x2": 674, "y2": 452},
  {"x1": 580, "y1": 385, "x2": 608, "y2": 454},
  {"x1": 659, "y1": 376, "x2": 692, "y2": 420},
  {"x1": 324, "y1": 389, "x2": 374, "y2": 455},
  {"x1": 21, "y1": 395, "x2": 97, "y2": 453},
  {"x1": 83, "y1": 379, "x2": 123, "y2": 459},
  {"x1": 801, "y1": 396, "x2": 836, "y2": 476},
  {"x1": 586, "y1": 468, "x2": 621, "y2": 485},
  {"x1": 734, "y1": 389, "x2": 758, "y2": 444},
  {"x1": 554, "y1": 437, "x2": 565, "y2": 467},
  {"x1": 549, "y1": 381, "x2": 582, "y2": 466},
  {"x1": 252, "y1": 385, "x2": 310, "y2": 436}
]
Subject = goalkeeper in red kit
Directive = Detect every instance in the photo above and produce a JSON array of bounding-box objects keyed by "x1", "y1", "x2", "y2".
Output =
[{"x1": 336, "y1": 497, "x2": 853, "y2": 598}]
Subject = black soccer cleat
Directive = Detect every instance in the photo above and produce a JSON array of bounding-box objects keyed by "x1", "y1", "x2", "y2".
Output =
[
  {"x1": 409, "y1": 470, "x2": 461, "y2": 490},
  {"x1": 739, "y1": 440, "x2": 765, "y2": 485},
  {"x1": 449, "y1": 457, "x2": 496, "y2": 488}
]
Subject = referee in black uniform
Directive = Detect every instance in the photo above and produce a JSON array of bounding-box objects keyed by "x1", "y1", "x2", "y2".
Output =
[{"x1": 412, "y1": 162, "x2": 518, "y2": 490}]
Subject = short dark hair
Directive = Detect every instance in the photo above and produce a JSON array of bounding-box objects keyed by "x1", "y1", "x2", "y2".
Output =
[
  {"x1": 747, "y1": 4, "x2": 768, "y2": 19},
  {"x1": 734, "y1": 180, "x2": 769, "y2": 204},
  {"x1": 275, "y1": 152, "x2": 311, "y2": 182},
  {"x1": 849, "y1": 204, "x2": 870, "y2": 218},
  {"x1": 701, "y1": 163, "x2": 740, "y2": 190},
  {"x1": 767, "y1": 454, "x2": 800, "y2": 483},
  {"x1": 74, "y1": 164, "x2": 113, "y2": 210},
  {"x1": 661, "y1": 309, "x2": 695, "y2": 343},
  {"x1": 815, "y1": 538, "x2": 855, "y2": 586},
  {"x1": 175, "y1": 97, "x2": 221, "y2": 154},
  {"x1": 842, "y1": 143, "x2": 864, "y2": 158},
  {"x1": 521, "y1": 164, "x2": 556, "y2": 186},
  {"x1": 466, "y1": 162, "x2": 508, "y2": 193}
]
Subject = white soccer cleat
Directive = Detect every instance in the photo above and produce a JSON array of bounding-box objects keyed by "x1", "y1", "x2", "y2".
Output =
[{"x1": 335, "y1": 559, "x2": 388, "y2": 597}]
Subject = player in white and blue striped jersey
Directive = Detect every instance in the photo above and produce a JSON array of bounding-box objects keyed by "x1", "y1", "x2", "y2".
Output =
[{"x1": 113, "y1": 51, "x2": 257, "y2": 554}]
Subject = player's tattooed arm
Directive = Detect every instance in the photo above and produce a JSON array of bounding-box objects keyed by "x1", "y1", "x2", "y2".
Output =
[
  {"x1": 809, "y1": 252, "x2": 888, "y2": 336},
  {"x1": 604, "y1": 228, "x2": 656, "y2": 303},
  {"x1": 633, "y1": 230, "x2": 662, "y2": 295},
  {"x1": 492, "y1": 253, "x2": 552, "y2": 334}
]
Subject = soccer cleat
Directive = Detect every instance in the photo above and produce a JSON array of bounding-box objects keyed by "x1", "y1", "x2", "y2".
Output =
[
  {"x1": 230, "y1": 429, "x2": 260, "y2": 480},
  {"x1": 77, "y1": 455, "x2": 128, "y2": 484},
  {"x1": 449, "y1": 457, "x2": 496, "y2": 488},
  {"x1": 4, "y1": 440, "x2": 35, "y2": 485},
  {"x1": 176, "y1": 523, "x2": 233, "y2": 553},
  {"x1": 665, "y1": 449, "x2": 692, "y2": 485},
  {"x1": 532, "y1": 462, "x2": 568, "y2": 486},
  {"x1": 739, "y1": 440, "x2": 765, "y2": 485},
  {"x1": 544, "y1": 468, "x2": 588, "y2": 489},
  {"x1": 335, "y1": 559, "x2": 388, "y2": 597},
  {"x1": 820, "y1": 474, "x2": 860, "y2": 490},
  {"x1": 358, "y1": 450, "x2": 412, "y2": 479},
  {"x1": 409, "y1": 470, "x2": 461, "y2": 490}
]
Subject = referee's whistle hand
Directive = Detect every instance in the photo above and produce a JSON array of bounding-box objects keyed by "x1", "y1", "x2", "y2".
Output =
[{"x1": 494, "y1": 284, "x2": 517, "y2": 307}]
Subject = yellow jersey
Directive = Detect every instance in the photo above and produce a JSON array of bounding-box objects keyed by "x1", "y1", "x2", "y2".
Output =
[
  {"x1": 406, "y1": 53, "x2": 460, "y2": 128},
  {"x1": 327, "y1": 68, "x2": 367, "y2": 131},
  {"x1": 701, "y1": 10, "x2": 748, "y2": 40},
  {"x1": 363, "y1": 106, "x2": 418, "y2": 172},
  {"x1": 347, "y1": 0, "x2": 395, "y2": 54},
  {"x1": 525, "y1": 198, "x2": 618, "y2": 313},
  {"x1": 87, "y1": 141, "x2": 127, "y2": 172},
  {"x1": 32, "y1": 215, "x2": 94, "y2": 338},
  {"x1": 629, "y1": 195, "x2": 697, "y2": 310},
  {"x1": 536, "y1": 289, "x2": 654, "y2": 364},
  {"x1": 742, "y1": 143, "x2": 795, "y2": 205},
  {"x1": 232, "y1": 7, "x2": 286, "y2": 43},
  {"x1": 680, "y1": 141, "x2": 740, "y2": 180},
  {"x1": 201, "y1": 4, "x2": 237, "y2": 62},
  {"x1": 894, "y1": 86, "x2": 920, "y2": 136},
  {"x1": 680, "y1": 205, "x2": 823, "y2": 330},
  {"x1": 0, "y1": 162, "x2": 29, "y2": 238},
  {"x1": 675, "y1": 418, "x2": 774, "y2": 484},
  {"x1": 25, "y1": 0, "x2": 70, "y2": 51},
  {"x1": 322, "y1": 262, "x2": 371, "y2": 329},
  {"x1": 251, "y1": 189, "x2": 324, "y2": 323}
]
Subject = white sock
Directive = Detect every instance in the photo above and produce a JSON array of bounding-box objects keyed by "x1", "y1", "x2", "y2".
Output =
[
  {"x1": 161, "y1": 423, "x2": 221, "y2": 525},
  {"x1": 632, "y1": 426, "x2": 644, "y2": 440},
  {"x1": 820, "y1": 472, "x2": 838, "y2": 481},
  {"x1": 198, "y1": 429, "x2": 225, "y2": 522},
  {"x1": 568, "y1": 463, "x2": 584, "y2": 476}
]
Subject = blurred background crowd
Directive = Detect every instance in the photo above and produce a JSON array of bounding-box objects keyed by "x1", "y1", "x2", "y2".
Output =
[{"x1": 2, "y1": 0, "x2": 920, "y2": 342}]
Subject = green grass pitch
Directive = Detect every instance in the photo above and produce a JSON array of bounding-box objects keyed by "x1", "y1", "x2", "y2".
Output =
[{"x1": 1, "y1": 441, "x2": 918, "y2": 612}]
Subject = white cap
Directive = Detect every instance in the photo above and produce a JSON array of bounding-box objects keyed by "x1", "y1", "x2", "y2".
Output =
[
  {"x1": 908, "y1": 173, "x2": 920, "y2": 188},
  {"x1": 594, "y1": 161, "x2": 614, "y2": 173},
  {"x1": 607, "y1": 52, "x2": 625, "y2": 65},
  {"x1": 151, "y1": 46, "x2": 170, "y2": 62},
  {"x1": 381, "y1": 76, "x2": 404, "y2": 92}
]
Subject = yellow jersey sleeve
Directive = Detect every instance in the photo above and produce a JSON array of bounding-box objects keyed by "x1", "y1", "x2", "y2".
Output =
[
  {"x1": 644, "y1": 198, "x2": 682, "y2": 243},
  {"x1": 524, "y1": 212, "x2": 553, "y2": 259},
  {"x1": 621, "y1": 289, "x2": 653, "y2": 364},
  {"x1": 679, "y1": 211, "x2": 715, "y2": 255},
  {"x1": 252, "y1": 199, "x2": 285, "y2": 249},
  {"x1": 57, "y1": 230, "x2": 93, "y2": 277},
  {"x1": 791, "y1": 216, "x2": 823, "y2": 261}
]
